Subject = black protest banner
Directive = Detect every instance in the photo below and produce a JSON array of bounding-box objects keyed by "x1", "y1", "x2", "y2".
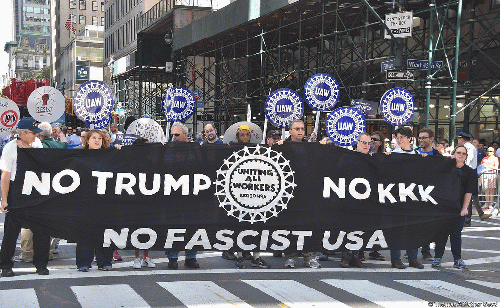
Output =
[{"x1": 10, "y1": 143, "x2": 460, "y2": 252}]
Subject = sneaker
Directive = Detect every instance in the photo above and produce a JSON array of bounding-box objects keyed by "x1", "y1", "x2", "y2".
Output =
[
  {"x1": 421, "y1": 252, "x2": 434, "y2": 261},
  {"x1": 142, "y1": 257, "x2": 156, "y2": 268},
  {"x1": 168, "y1": 258, "x2": 179, "y2": 270},
  {"x1": 340, "y1": 257, "x2": 350, "y2": 268},
  {"x1": 318, "y1": 253, "x2": 329, "y2": 261},
  {"x1": 236, "y1": 257, "x2": 246, "y2": 269},
  {"x1": 284, "y1": 258, "x2": 295, "y2": 268},
  {"x1": 409, "y1": 260, "x2": 424, "y2": 269},
  {"x1": 98, "y1": 265, "x2": 112, "y2": 271},
  {"x1": 78, "y1": 266, "x2": 89, "y2": 272},
  {"x1": 453, "y1": 259, "x2": 468, "y2": 269},
  {"x1": 1, "y1": 268, "x2": 14, "y2": 277},
  {"x1": 251, "y1": 258, "x2": 271, "y2": 268},
  {"x1": 221, "y1": 251, "x2": 236, "y2": 260},
  {"x1": 480, "y1": 214, "x2": 492, "y2": 220},
  {"x1": 14, "y1": 254, "x2": 32, "y2": 263},
  {"x1": 431, "y1": 258, "x2": 441, "y2": 268},
  {"x1": 36, "y1": 268, "x2": 49, "y2": 275},
  {"x1": 113, "y1": 251, "x2": 122, "y2": 262},
  {"x1": 391, "y1": 260, "x2": 407, "y2": 269},
  {"x1": 133, "y1": 258, "x2": 142, "y2": 269},
  {"x1": 403, "y1": 252, "x2": 408, "y2": 259},
  {"x1": 349, "y1": 257, "x2": 366, "y2": 268},
  {"x1": 369, "y1": 251, "x2": 385, "y2": 261},
  {"x1": 242, "y1": 251, "x2": 253, "y2": 260},
  {"x1": 307, "y1": 258, "x2": 322, "y2": 269},
  {"x1": 185, "y1": 258, "x2": 200, "y2": 269}
]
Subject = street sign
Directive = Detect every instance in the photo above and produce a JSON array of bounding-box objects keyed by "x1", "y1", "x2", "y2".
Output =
[
  {"x1": 381, "y1": 60, "x2": 395, "y2": 72},
  {"x1": 386, "y1": 70, "x2": 414, "y2": 80},
  {"x1": 384, "y1": 11, "x2": 413, "y2": 39},
  {"x1": 407, "y1": 59, "x2": 444, "y2": 71}
]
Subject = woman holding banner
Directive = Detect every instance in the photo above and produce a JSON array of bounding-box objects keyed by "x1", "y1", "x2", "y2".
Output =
[
  {"x1": 75, "y1": 130, "x2": 114, "y2": 272},
  {"x1": 431, "y1": 145, "x2": 474, "y2": 269}
]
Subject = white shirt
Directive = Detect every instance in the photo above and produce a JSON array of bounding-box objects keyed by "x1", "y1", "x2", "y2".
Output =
[
  {"x1": 392, "y1": 147, "x2": 417, "y2": 154},
  {"x1": 0, "y1": 139, "x2": 42, "y2": 181},
  {"x1": 464, "y1": 141, "x2": 477, "y2": 169}
]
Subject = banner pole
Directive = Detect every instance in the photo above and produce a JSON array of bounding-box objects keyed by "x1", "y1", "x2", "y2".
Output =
[
  {"x1": 261, "y1": 117, "x2": 268, "y2": 144},
  {"x1": 166, "y1": 121, "x2": 171, "y2": 141},
  {"x1": 281, "y1": 128, "x2": 286, "y2": 140},
  {"x1": 313, "y1": 111, "x2": 320, "y2": 134}
]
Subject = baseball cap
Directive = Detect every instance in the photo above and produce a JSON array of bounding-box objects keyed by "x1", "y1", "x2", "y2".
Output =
[
  {"x1": 457, "y1": 132, "x2": 472, "y2": 140},
  {"x1": 267, "y1": 130, "x2": 281, "y2": 138},
  {"x1": 17, "y1": 117, "x2": 42, "y2": 133},
  {"x1": 237, "y1": 124, "x2": 250, "y2": 132}
]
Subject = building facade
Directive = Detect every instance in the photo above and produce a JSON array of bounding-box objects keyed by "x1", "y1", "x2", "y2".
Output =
[
  {"x1": 13, "y1": 0, "x2": 51, "y2": 41},
  {"x1": 51, "y1": 0, "x2": 105, "y2": 92}
]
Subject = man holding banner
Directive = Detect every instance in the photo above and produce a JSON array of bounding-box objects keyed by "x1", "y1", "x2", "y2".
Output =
[
  {"x1": 0, "y1": 118, "x2": 51, "y2": 277},
  {"x1": 201, "y1": 123, "x2": 223, "y2": 145}
]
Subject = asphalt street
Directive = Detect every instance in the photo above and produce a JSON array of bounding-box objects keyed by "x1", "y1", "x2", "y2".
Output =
[{"x1": 0, "y1": 214, "x2": 499, "y2": 307}]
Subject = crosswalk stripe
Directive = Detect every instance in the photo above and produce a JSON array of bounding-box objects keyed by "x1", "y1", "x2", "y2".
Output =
[
  {"x1": 396, "y1": 280, "x2": 500, "y2": 302},
  {"x1": 0, "y1": 288, "x2": 39, "y2": 308},
  {"x1": 158, "y1": 281, "x2": 253, "y2": 308},
  {"x1": 467, "y1": 280, "x2": 500, "y2": 290},
  {"x1": 322, "y1": 279, "x2": 425, "y2": 308},
  {"x1": 71, "y1": 284, "x2": 150, "y2": 308},
  {"x1": 242, "y1": 279, "x2": 349, "y2": 308}
]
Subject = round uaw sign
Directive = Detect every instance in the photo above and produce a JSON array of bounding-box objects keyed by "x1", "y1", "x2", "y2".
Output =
[
  {"x1": 265, "y1": 88, "x2": 304, "y2": 128},
  {"x1": 304, "y1": 73, "x2": 340, "y2": 111},
  {"x1": 161, "y1": 87, "x2": 196, "y2": 122},
  {"x1": 326, "y1": 107, "x2": 366, "y2": 147},
  {"x1": 73, "y1": 80, "x2": 113, "y2": 129},
  {"x1": 380, "y1": 88, "x2": 414, "y2": 126},
  {"x1": 0, "y1": 98, "x2": 20, "y2": 138},
  {"x1": 27, "y1": 86, "x2": 65, "y2": 123},
  {"x1": 215, "y1": 146, "x2": 296, "y2": 224}
]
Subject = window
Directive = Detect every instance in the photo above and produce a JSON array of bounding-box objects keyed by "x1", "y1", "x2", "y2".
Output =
[
  {"x1": 69, "y1": 0, "x2": 77, "y2": 9},
  {"x1": 79, "y1": 15, "x2": 86, "y2": 24},
  {"x1": 26, "y1": 6, "x2": 33, "y2": 13},
  {"x1": 92, "y1": 1, "x2": 98, "y2": 11},
  {"x1": 101, "y1": 2, "x2": 104, "y2": 12},
  {"x1": 92, "y1": 16, "x2": 97, "y2": 25},
  {"x1": 34, "y1": 7, "x2": 41, "y2": 14},
  {"x1": 101, "y1": 17, "x2": 105, "y2": 26},
  {"x1": 79, "y1": 0, "x2": 86, "y2": 10}
]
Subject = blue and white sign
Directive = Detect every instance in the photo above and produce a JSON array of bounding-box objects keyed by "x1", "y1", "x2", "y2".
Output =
[
  {"x1": 407, "y1": 59, "x2": 444, "y2": 71},
  {"x1": 326, "y1": 107, "x2": 366, "y2": 147},
  {"x1": 380, "y1": 88, "x2": 414, "y2": 126},
  {"x1": 381, "y1": 60, "x2": 395, "y2": 72},
  {"x1": 114, "y1": 134, "x2": 138, "y2": 146},
  {"x1": 161, "y1": 87, "x2": 196, "y2": 122},
  {"x1": 265, "y1": 88, "x2": 304, "y2": 128},
  {"x1": 76, "y1": 66, "x2": 89, "y2": 80},
  {"x1": 73, "y1": 80, "x2": 114, "y2": 129},
  {"x1": 304, "y1": 73, "x2": 339, "y2": 111}
]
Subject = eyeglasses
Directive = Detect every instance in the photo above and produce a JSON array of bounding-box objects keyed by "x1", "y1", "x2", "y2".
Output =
[
  {"x1": 171, "y1": 133, "x2": 181, "y2": 137},
  {"x1": 292, "y1": 127, "x2": 305, "y2": 131},
  {"x1": 371, "y1": 137, "x2": 380, "y2": 141},
  {"x1": 418, "y1": 136, "x2": 430, "y2": 140},
  {"x1": 358, "y1": 140, "x2": 370, "y2": 145}
]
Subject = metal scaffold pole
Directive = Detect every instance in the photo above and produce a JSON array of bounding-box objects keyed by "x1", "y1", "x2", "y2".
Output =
[{"x1": 450, "y1": 0, "x2": 463, "y2": 146}]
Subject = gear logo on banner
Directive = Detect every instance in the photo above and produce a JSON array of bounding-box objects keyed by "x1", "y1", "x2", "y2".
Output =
[
  {"x1": 265, "y1": 88, "x2": 304, "y2": 128},
  {"x1": 380, "y1": 87, "x2": 414, "y2": 126},
  {"x1": 161, "y1": 87, "x2": 196, "y2": 122},
  {"x1": 73, "y1": 80, "x2": 113, "y2": 129},
  {"x1": 215, "y1": 146, "x2": 296, "y2": 224},
  {"x1": 326, "y1": 107, "x2": 366, "y2": 147},
  {"x1": 304, "y1": 73, "x2": 340, "y2": 111}
]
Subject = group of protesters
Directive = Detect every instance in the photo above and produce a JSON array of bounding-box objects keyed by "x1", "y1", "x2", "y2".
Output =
[{"x1": 0, "y1": 116, "x2": 496, "y2": 277}]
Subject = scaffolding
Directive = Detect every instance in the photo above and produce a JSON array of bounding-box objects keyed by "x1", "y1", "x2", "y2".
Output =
[{"x1": 173, "y1": 0, "x2": 500, "y2": 142}]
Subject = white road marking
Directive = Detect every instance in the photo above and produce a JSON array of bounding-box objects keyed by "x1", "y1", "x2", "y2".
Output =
[
  {"x1": 71, "y1": 284, "x2": 150, "y2": 308},
  {"x1": 441, "y1": 255, "x2": 500, "y2": 267},
  {"x1": 462, "y1": 235, "x2": 500, "y2": 241},
  {"x1": 158, "y1": 281, "x2": 253, "y2": 308},
  {"x1": 322, "y1": 279, "x2": 426, "y2": 308},
  {"x1": 0, "y1": 288, "x2": 39, "y2": 308},
  {"x1": 467, "y1": 280, "x2": 500, "y2": 290},
  {"x1": 243, "y1": 279, "x2": 349, "y2": 308},
  {"x1": 396, "y1": 280, "x2": 500, "y2": 302}
]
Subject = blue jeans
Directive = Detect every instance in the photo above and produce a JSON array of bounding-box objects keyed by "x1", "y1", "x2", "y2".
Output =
[
  {"x1": 76, "y1": 244, "x2": 113, "y2": 268},
  {"x1": 342, "y1": 251, "x2": 359, "y2": 259},
  {"x1": 166, "y1": 250, "x2": 197, "y2": 259},
  {"x1": 434, "y1": 216, "x2": 465, "y2": 260},
  {"x1": 390, "y1": 248, "x2": 418, "y2": 261}
]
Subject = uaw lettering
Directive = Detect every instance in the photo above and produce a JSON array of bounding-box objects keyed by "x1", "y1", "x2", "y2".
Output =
[
  {"x1": 265, "y1": 88, "x2": 304, "y2": 128},
  {"x1": 162, "y1": 87, "x2": 196, "y2": 122},
  {"x1": 304, "y1": 73, "x2": 340, "y2": 111},
  {"x1": 12, "y1": 144, "x2": 460, "y2": 251},
  {"x1": 326, "y1": 107, "x2": 366, "y2": 147},
  {"x1": 72, "y1": 80, "x2": 113, "y2": 126},
  {"x1": 380, "y1": 87, "x2": 414, "y2": 126}
]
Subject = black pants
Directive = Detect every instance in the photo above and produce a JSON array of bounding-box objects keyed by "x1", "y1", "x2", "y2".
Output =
[
  {"x1": 0, "y1": 212, "x2": 50, "y2": 270},
  {"x1": 465, "y1": 194, "x2": 484, "y2": 224}
]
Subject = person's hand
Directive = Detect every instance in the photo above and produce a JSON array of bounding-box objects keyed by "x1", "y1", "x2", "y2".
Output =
[
  {"x1": 1, "y1": 200, "x2": 8, "y2": 213},
  {"x1": 308, "y1": 132, "x2": 317, "y2": 142},
  {"x1": 460, "y1": 208, "x2": 468, "y2": 216},
  {"x1": 114, "y1": 144, "x2": 122, "y2": 150},
  {"x1": 384, "y1": 151, "x2": 392, "y2": 155},
  {"x1": 421, "y1": 153, "x2": 428, "y2": 157},
  {"x1": 277, "y1": 140, "x2": 284, "y2": 145},
  {"x1": 319, "y1": 140, "x2": 327, "y2": 145}
]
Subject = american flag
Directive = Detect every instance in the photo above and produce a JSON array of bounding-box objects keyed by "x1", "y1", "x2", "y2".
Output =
[{"x1": 64, "y1": 16, "x2": 75, "y2": 34}]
